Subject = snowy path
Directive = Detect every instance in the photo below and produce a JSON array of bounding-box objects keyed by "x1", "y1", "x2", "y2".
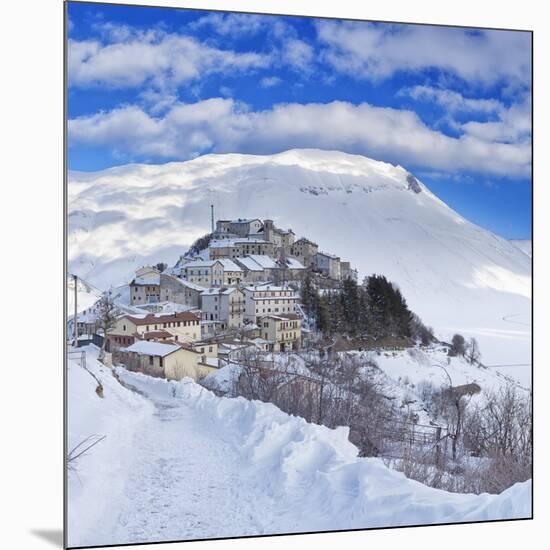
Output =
[
  {"x1": 68, "y1": 356, "x2": 531, "y2": 547},
  {"x1": 108, "y1": 387, "x2": 274, "y2": 545}
]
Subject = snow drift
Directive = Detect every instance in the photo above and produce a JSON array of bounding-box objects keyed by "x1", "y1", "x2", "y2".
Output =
[
  {"x1": 116, "y1": 368, "x2": 532, "y2": 532},
  {"x1": 67, "y1": 348, "x2": 155, "y2": 545}
]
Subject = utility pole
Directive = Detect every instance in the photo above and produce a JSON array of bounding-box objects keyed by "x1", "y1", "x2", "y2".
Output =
[
  {"x1": 73, "y1": 273, "x2": 78, "y2": 347},
  {"x1": 211, "y1": 204, "x2": 214, "y2": 233}
]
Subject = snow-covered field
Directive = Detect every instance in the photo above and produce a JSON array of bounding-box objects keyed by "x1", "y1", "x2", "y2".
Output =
[
  {"x1": 68, "y1": 149, "x2": 532, "y2": 381},
  {"x1": 67, "y1": 347, "x2": 531, "y2": 547}
]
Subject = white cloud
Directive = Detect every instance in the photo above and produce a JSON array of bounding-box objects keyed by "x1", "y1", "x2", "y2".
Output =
[
  {"x1": 316, "y1": 21, "x2": 531, "y2": 86},
  {"x1": 69, "y1": 98, "x2": 531, "y2": 177},
  {"x1": 188, "y1": 12, "x2": 268, "y2": 37},
  {"x1": 260, "y1": 76, "x2": 282, "y2": 88},
  {"x1": 399, "y1": 85, "x2": 531, "y2": 145},
  {"x1": 68, "y1": 29, "x2": 270, "y2": 89},
  {"x1": 461, "y1": 99, "x2": 531, "y2": 143},
  {"x1": 400, "y1": 85, "x2": 503, "y2": 113},
  {"x1": 283, "y1": 39, "x2": 314, "y2": 71}
]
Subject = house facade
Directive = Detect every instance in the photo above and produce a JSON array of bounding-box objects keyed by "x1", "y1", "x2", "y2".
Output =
[
  {"x1": 314, "y1": 252, "x2": 341, "y2": 280},
  {"x1": 290, "y1": 238, "x2": 319, "y2": 268},
  {"x1": 233, "y1": 256, "x2": 266, "y2": 283},
  {"x1": 340, "y1": 261, "x2": 358, "y2": 282},
  {"x1": 209, "y1": 238, "x2": 276, "y2": 260},
  {"x1": 181, "y1": 260, "x2": 225, "y2": 287},
  {"x1": 200, "y1": 287, "x2": 245, "y2": 330},
  {"x1": 159, "y1": 273, "x2": 205, "y2": 307},
  {"x1": 259, "y1": 314, "x2": 302, "y2": 352},
  {"x1": 243, "y1": 284, "x2": 299, "y2": 323},
  {"x1": 107, "y1": 311, "x2": 201, "y2": 350},
  {"x1": 130, "y1": 266, "x2": 161, "y2": 305},
  {"x1": 263, "y1": 219, "x2": 295, "y2": 252},
  {"x1": 121, "y1": 340, "x2": 217, "y2": 381}
]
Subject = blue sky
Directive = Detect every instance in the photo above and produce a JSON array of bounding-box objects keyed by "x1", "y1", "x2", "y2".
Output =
[{"x1": 67, "y1": 1, "x2": 532, "y2": 239}]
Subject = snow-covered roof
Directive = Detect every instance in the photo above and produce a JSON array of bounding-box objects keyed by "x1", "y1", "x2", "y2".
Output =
[
  {"x1": 135, "y1": 301, "x2": 194, "y2": 313},
  {"x1": 132, "y1": 274, "x2": 160, "y2": 286},
  {"x1": 123, "y1": 311, "x2": 200, "y2": 325},
  {"x1": 174, "y1": 278, "x2": 208, "y2": 292},
  {"x1": 317, "y1": 251, "x2": 340, "y2": 260},
  {"x1": 235, "y1": 256, "x2": 264, "y2": 271},
  {"x1": 229, "y1": 218, "x2": 261, "y2": 224},
  {"x1": 247, "y1": 254, "x2": 278, "y2": 269},
  {"x1": 284, "y1": 257, "x2": 305, "y2": 270},
  {"x1": 217, "y1": 258, "x2": 243, "y2": 271},
  {"x1": 244, "y1": 284, "x2": 294, "y2": 292},
  {"x1": 294, "y1": 237, "x2": 318, "y2": 246},
  {"x1": 201, "y1": 287, "x2": 240, "y2": 296},
  {"x1": 183, "y1": 259, "x2": 220, "y2": 268},
  {"x1": 182, "y1": 258, "x2": 242, "y2": 272},
  {"x1": 260, "y1": 313, "x2": 301, "y2": 322},
  {"x1": 122, "y1": 341, "x2": 181, "y2": 357}
]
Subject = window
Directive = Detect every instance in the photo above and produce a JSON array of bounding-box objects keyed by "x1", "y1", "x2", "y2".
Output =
[
  {"x1": 149, "y1": 355, "x2": 154, "y2": 366},
  {"x1": 123, "y1": 324, "x2": 126, "y2": 331},
  {"x1": 159, "y1": 357, "x2": 163, "y2": 368}
]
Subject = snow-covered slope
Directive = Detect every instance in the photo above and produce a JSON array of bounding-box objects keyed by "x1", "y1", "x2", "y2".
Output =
[
  {"x1": 510, "y1": 239, "x2": 532, "y2": 258},
  {"x1": 69, "y1": 359, "x2": 530, "y2": 547},
  {"x1": 68, "y1": 149, "x2": 531, "y2": 374},
  {"x1": 67, "y1": 274, "x2": 102, "y2": 316},
  {"x1": 67, "y1": 348, "x2": 155, "y2": 545}
]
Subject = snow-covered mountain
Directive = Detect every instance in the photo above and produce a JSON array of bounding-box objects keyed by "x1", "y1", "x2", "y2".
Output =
[
  {"x1": 510, "y1": 239, "x2": 532, "y2": 258},
  {"x1": 68, "y1": 149, "x2": 531, "y2": 375}
]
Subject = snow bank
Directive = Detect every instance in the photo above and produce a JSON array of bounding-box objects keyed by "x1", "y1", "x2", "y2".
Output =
[
  {"x1": 116, "y1": 368, "x2": 531, "y2": 531},
  {"x1": 67, "y1": 348, "x2": 155, "y2": 545}
]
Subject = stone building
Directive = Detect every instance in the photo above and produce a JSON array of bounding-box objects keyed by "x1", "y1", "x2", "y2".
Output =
[
  {"x1": 107, "y1": 311, "x2": 201, "y2": 350},
  {"x1": 200, "y1": 287, "x2": 245, "y2": 330},
  {"x1": 159, "y1": 273, "x2": 205, "y2": 308},
  {"x1": 120, "y1": 340, "x2": 217, "y2": 382},
  {"x1": 209, "y1": 238, "x2": 276, "y2": 260},
  {"x1": 130, "y1": 266, "x2": 161, "y2": 305},
  {"x1": 243, "y1": 284, "x2": 299, "y2": 323},
  {"x1": 290, "y1": 238, "x2": 319, "y2": 268},
  {"x1": 314, "y1": 251, "x2": 341, "y2": 280},
  {"x1": 263, "y1": 219, "x2": 295, "y2": 253},
  {"x1": 258, "y1": 313, "x2": 302, "y2": 352}
]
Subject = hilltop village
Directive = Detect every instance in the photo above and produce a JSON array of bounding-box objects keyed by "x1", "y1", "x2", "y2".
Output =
[{"x1": 72, "y1": 216, "x2": 358, "y2": 381}]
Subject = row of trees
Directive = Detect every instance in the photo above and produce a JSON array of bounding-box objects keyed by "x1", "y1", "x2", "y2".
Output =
[{"x1": 301, "y1": 273, "x2": 434, "y2": 344}]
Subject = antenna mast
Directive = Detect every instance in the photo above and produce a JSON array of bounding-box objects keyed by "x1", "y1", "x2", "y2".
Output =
[{"x1": 210, "y1": 204, "x2": 214, "y2": 234}]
